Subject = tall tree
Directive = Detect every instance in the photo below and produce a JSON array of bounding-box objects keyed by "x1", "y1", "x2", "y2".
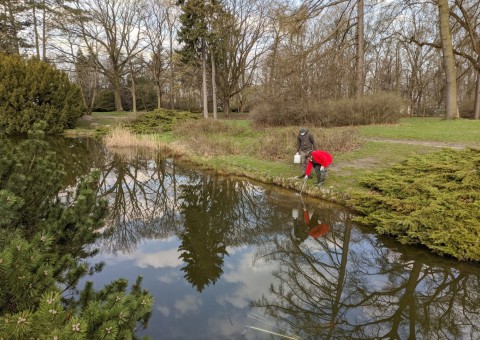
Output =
[
  {"x1": 213, "y1": 0, "x2": 270, "y2": 116},
  {"x1": 437, "y1": 0, "x2": 459, "y2": 119},
  {"x1": 74, "y1": 49, "x2": 98, "y2": 115},
  {"x1": 144, "y1": 0, "x2": 173, "y2": 110},
  {"x1": 450, "y1": 0, "x2": 480, "y2": 120},
  {"x1": 67, "y1": 0, "x2": 148, "y2": 112},
  {"x1": 177, "y1": 0, "x2": 211, "y2": 118},
  {"x1": 166, "y1": 1, "x2": 179, "y2": 110},
  {"x1": 355, "y1": 0, "x2": 365, "y2": 96},
  {"x1": 0, "y1": 0, "x2": 30, "y2": 54}
]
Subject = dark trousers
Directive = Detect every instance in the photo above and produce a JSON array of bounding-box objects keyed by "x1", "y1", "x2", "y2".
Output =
[{"x1": 313, "y1": 163, "x2": 326, "y2": 184}]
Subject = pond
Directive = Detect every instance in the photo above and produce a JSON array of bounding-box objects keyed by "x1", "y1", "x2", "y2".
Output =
[{"x1": 29, "y1": 138, "x2": 480, "y2": 339}]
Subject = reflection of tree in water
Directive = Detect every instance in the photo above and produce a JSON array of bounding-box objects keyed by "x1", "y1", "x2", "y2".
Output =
[
  {"x1": 253, "y1": 206, "x2": 480, "y2": 339},
  {"x1": 46, "y1": 136, "x2": 107, "y2": 186},
  {"x1": 97, "y1": 150, "x2": 181, "y2": 253},
  {"x1": 177, "y1": 174, "x2": 230, "y2": 292},
  {"x1": 176, "y1": 172, "x2": 276, "y2": 292},
  {"x1": 94, "y1": 148, "x2": 284, "y2": 291}
]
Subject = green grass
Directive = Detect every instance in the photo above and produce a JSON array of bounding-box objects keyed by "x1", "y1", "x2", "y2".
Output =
[
  {"x1": 222, "y1": 119, "x2": 252, "y2": 129},
  {"x1": 70, "y1": 114, "x2": 479, "y2": 199},
  {"x1": 330, "y1": 142, "x2": 440, "y2": 193},
  {"x1": 359, "y1": 117, "x2": 480, "y2": 143},
  {"x1": 92, "y1": 111, "x2": 143, "y2": 117}
]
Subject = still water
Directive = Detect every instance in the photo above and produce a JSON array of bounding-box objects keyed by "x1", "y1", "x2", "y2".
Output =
[{"x1": 58, "y1": 138, "x2": 480, "y2": 339}]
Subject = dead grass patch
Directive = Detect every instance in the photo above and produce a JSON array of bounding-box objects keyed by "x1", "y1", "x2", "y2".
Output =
[{"x1": 103, "y1": 126, "x2": 159, "y2": 149}]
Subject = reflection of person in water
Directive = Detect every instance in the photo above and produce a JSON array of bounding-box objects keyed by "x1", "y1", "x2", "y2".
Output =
[
  {"x1": 293, "y1": 210, "x2": 310, "y2": 245},
  {"x1": 293, "y1": 207, "x2": 330, "y2": 245}
]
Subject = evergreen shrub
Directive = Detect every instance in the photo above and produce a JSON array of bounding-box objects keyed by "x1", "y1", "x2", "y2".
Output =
[
  {"x1": 127, "y1": 108, "x2": 199, "y2": 134},
  {"x1": 348, "y1": 148, "x2": 480, "y2": 261},
  {"x1": 0, "y1": 128, "x2": 153, "y2": 338},
  {"x1": 0, "y1": 53, "x2": 84, "y2": 135}
]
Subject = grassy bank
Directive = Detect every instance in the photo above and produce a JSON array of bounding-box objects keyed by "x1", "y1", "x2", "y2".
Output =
[
  {"x1": 68, "y1": 112, "x2": 480, "y2": 261},
  {"x1": 70, "y1": 113, "x2": 480, "y2": 201}
]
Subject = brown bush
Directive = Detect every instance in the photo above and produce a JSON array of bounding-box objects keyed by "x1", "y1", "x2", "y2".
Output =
[
  {"x1": 252, "y1": 92, "x2": 405, "y2": 127},
  {"x1": 252, "y1": 126, "x2": 362, "y2": 161},
  {"x1": 172, "y1": 119, "x2": 246, "y2": 156},
  {"x1": 172, "y1": 118, "x2": 362, "y2": 161}
]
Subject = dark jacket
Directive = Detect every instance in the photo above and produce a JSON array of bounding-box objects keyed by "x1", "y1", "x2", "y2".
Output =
[{"x1": 297, "y1": 130, "x2": 316, "y2": 153}]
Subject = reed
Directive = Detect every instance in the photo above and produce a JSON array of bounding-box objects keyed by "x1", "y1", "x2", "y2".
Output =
[{"x1": 103, "y1": 126, "x2": 159, "y2": 149}]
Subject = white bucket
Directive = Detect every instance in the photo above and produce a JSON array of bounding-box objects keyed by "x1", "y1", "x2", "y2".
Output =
[
  {"x1": 294, "y1": 153, "x2": 301, "y2": 164},
  {"x1": 292, "y1": 208, "x2": 299, "y2": 219}
]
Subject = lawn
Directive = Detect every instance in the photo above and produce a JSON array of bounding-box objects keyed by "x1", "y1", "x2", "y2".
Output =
[{"x1": 358, "y1": 117, "x2": 480, "y2": 143}]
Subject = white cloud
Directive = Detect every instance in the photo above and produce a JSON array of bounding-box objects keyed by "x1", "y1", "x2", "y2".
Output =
[
  {"x1": 136, "y1": 248, "x2": 182, "y2": 268},
  {"x1": 157, "y1": 305, "x2": 171, "y2": 317},
  {"x1": 217, "y1": 250, "x2": 277, "y2": 308},
  {"x1": 157, "y1": 271, "x2": 181, "y2": 284},
  {"x1": 174, "y1": 294, "x2": 202, "y2": 316}
]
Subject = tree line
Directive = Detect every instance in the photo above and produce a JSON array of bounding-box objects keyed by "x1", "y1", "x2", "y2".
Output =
[{"x1": 1, "y1": 0, "x2": 479, "y2": 121}]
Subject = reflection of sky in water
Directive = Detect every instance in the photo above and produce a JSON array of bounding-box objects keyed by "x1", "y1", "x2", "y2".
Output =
[
  {"x1": 81, "y1": 238, "x2": 282, "y2": 339},
  {"x1": 69, "y1": 143, "x2": 480, "y2": 340}
]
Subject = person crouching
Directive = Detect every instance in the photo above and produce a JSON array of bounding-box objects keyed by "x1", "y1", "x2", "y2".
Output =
[{"x1": 304, "y1": 150, "x2": 333, "y2": 186}]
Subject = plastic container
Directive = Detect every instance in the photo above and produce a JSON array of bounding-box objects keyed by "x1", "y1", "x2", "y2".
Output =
[{"x1": 294, "y1": 153, "x2": 301, "y2": 164}]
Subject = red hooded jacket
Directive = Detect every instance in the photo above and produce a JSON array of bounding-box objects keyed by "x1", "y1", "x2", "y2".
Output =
[{"x1": 305, "y1": 150, "x2": 333, "y2": 176}]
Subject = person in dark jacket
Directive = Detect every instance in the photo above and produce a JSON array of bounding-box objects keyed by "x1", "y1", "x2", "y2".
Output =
[
  {"x1": 296, "y1": 127, "x2": 316, "y2": 178},
  {"x1": 304, "y1": 150, "x2": 333, "y2": 186}
]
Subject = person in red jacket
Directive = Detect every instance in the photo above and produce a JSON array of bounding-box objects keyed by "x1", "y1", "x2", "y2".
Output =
[{"x1": 304, "y1": 150, "x2": 333, "y2": 186}]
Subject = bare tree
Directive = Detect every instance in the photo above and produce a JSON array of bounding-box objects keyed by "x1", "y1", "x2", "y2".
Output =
[
  {"x1": 144, "y1": 0, "x2": 178, "y2": 110},
  {"x1": 450, "y1": 0, "x2": 480, "y2": 119},
  {"x1": 67, "y1": 0, "x2": 148, "y2": 112},
  {"x1": 213, "y1": 0, "x2": 271, "y2": 116},
  {"x1": 355, "y1": 0, "x2": 365, "y2": 96}
]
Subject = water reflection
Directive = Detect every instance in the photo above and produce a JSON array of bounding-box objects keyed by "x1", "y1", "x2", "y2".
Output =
[
  {"x1": 50, "y1": 138, "x2": 480, "y2": 338},
  {"x1": 254, "y1": 211, "x2": 480, "y2": 339},
  {"x1": 292, "y1": 198, "x2": 330, "y2": 246}
]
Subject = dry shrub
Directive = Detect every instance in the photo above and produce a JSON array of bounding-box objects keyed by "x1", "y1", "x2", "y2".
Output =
[
  {"x1": 173, "y1": 119, "x2": 244, "y2": 156},
  {"x1": 252, "y1": 92, "x2": 405, "y2": 127},
  {"x1": 253, "y1": 126, "x2": 362, "y2": 161},
  {"x1": 103, "y1": 126, "x2": 158, "y2": 149},
  {"x1": 319, "y1": 93, "x2": 405, "y2": 126},
  {"x1": 174, "y1": 118, "x2": 243, "y2": 135},
  {"x1": 181, "y1": 134, "x2": 241, "y2": 156},
  {"x1": 253, "y1": 127, "x2": 296, "y2": 160},
  {"x1": 314, "y1": 127, "x2": 363, "y2": 153},
  {"x1": 251, "y1": 100, "x2": 318, "y2": 127}
]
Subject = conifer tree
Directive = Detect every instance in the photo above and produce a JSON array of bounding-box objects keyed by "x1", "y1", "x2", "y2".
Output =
[
  {"x1": 0, "y1": 53, "x2": 84, "y2": 135},
  {"x1": 0, "y1": 124, "x2": 153, "y2": 338}
]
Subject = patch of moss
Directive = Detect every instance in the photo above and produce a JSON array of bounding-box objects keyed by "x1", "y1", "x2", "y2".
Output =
[{"x1": 348, "y1": 148, "x2": 480, "y2": 261}]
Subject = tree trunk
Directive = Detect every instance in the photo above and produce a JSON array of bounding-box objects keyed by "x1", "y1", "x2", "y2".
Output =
[
  {"x1": 129, "y1": 62, "x2": 137, "y2": 115},
  {"x1": 223, "y1": 97, "x2": 230, "y2": 117},
  {"x1": 437, "y1": 0, "x2": 459, "y2": 119},
  {"x1": 113, "y1": 76, "x2": 124, "y2": 112},
  {"x1": 202, "y1": 39, "x2": 208, "y2": 119},
  {"x1": 42, "y1": 0, "x2": 46, "y2": 60},
  {"x1": 6, "y1": 0, "x2": 20, "y2": 54},
  {"x1": 355, "y1": 0, "x2": 365, "y2": 97},
  {"x1": 32, "y1": 1, "x2": 40, "y2": 58},
  {"x1": 156, "y1": 83, "x2": 162, "y2": 109},
  {"x1": 211, "y1": 51, "x2": 218, "y2": 119},
  {"x1": 169, "y1": 23, "x2": 175, "y2": 110},
  {"x1": 474, "y1": 60, "x2": 480, "y2": 120}
]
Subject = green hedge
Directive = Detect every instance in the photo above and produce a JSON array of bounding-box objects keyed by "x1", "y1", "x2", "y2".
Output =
[{"x1": 0, "y1": 53, "x2": 84, "y2": 135}]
